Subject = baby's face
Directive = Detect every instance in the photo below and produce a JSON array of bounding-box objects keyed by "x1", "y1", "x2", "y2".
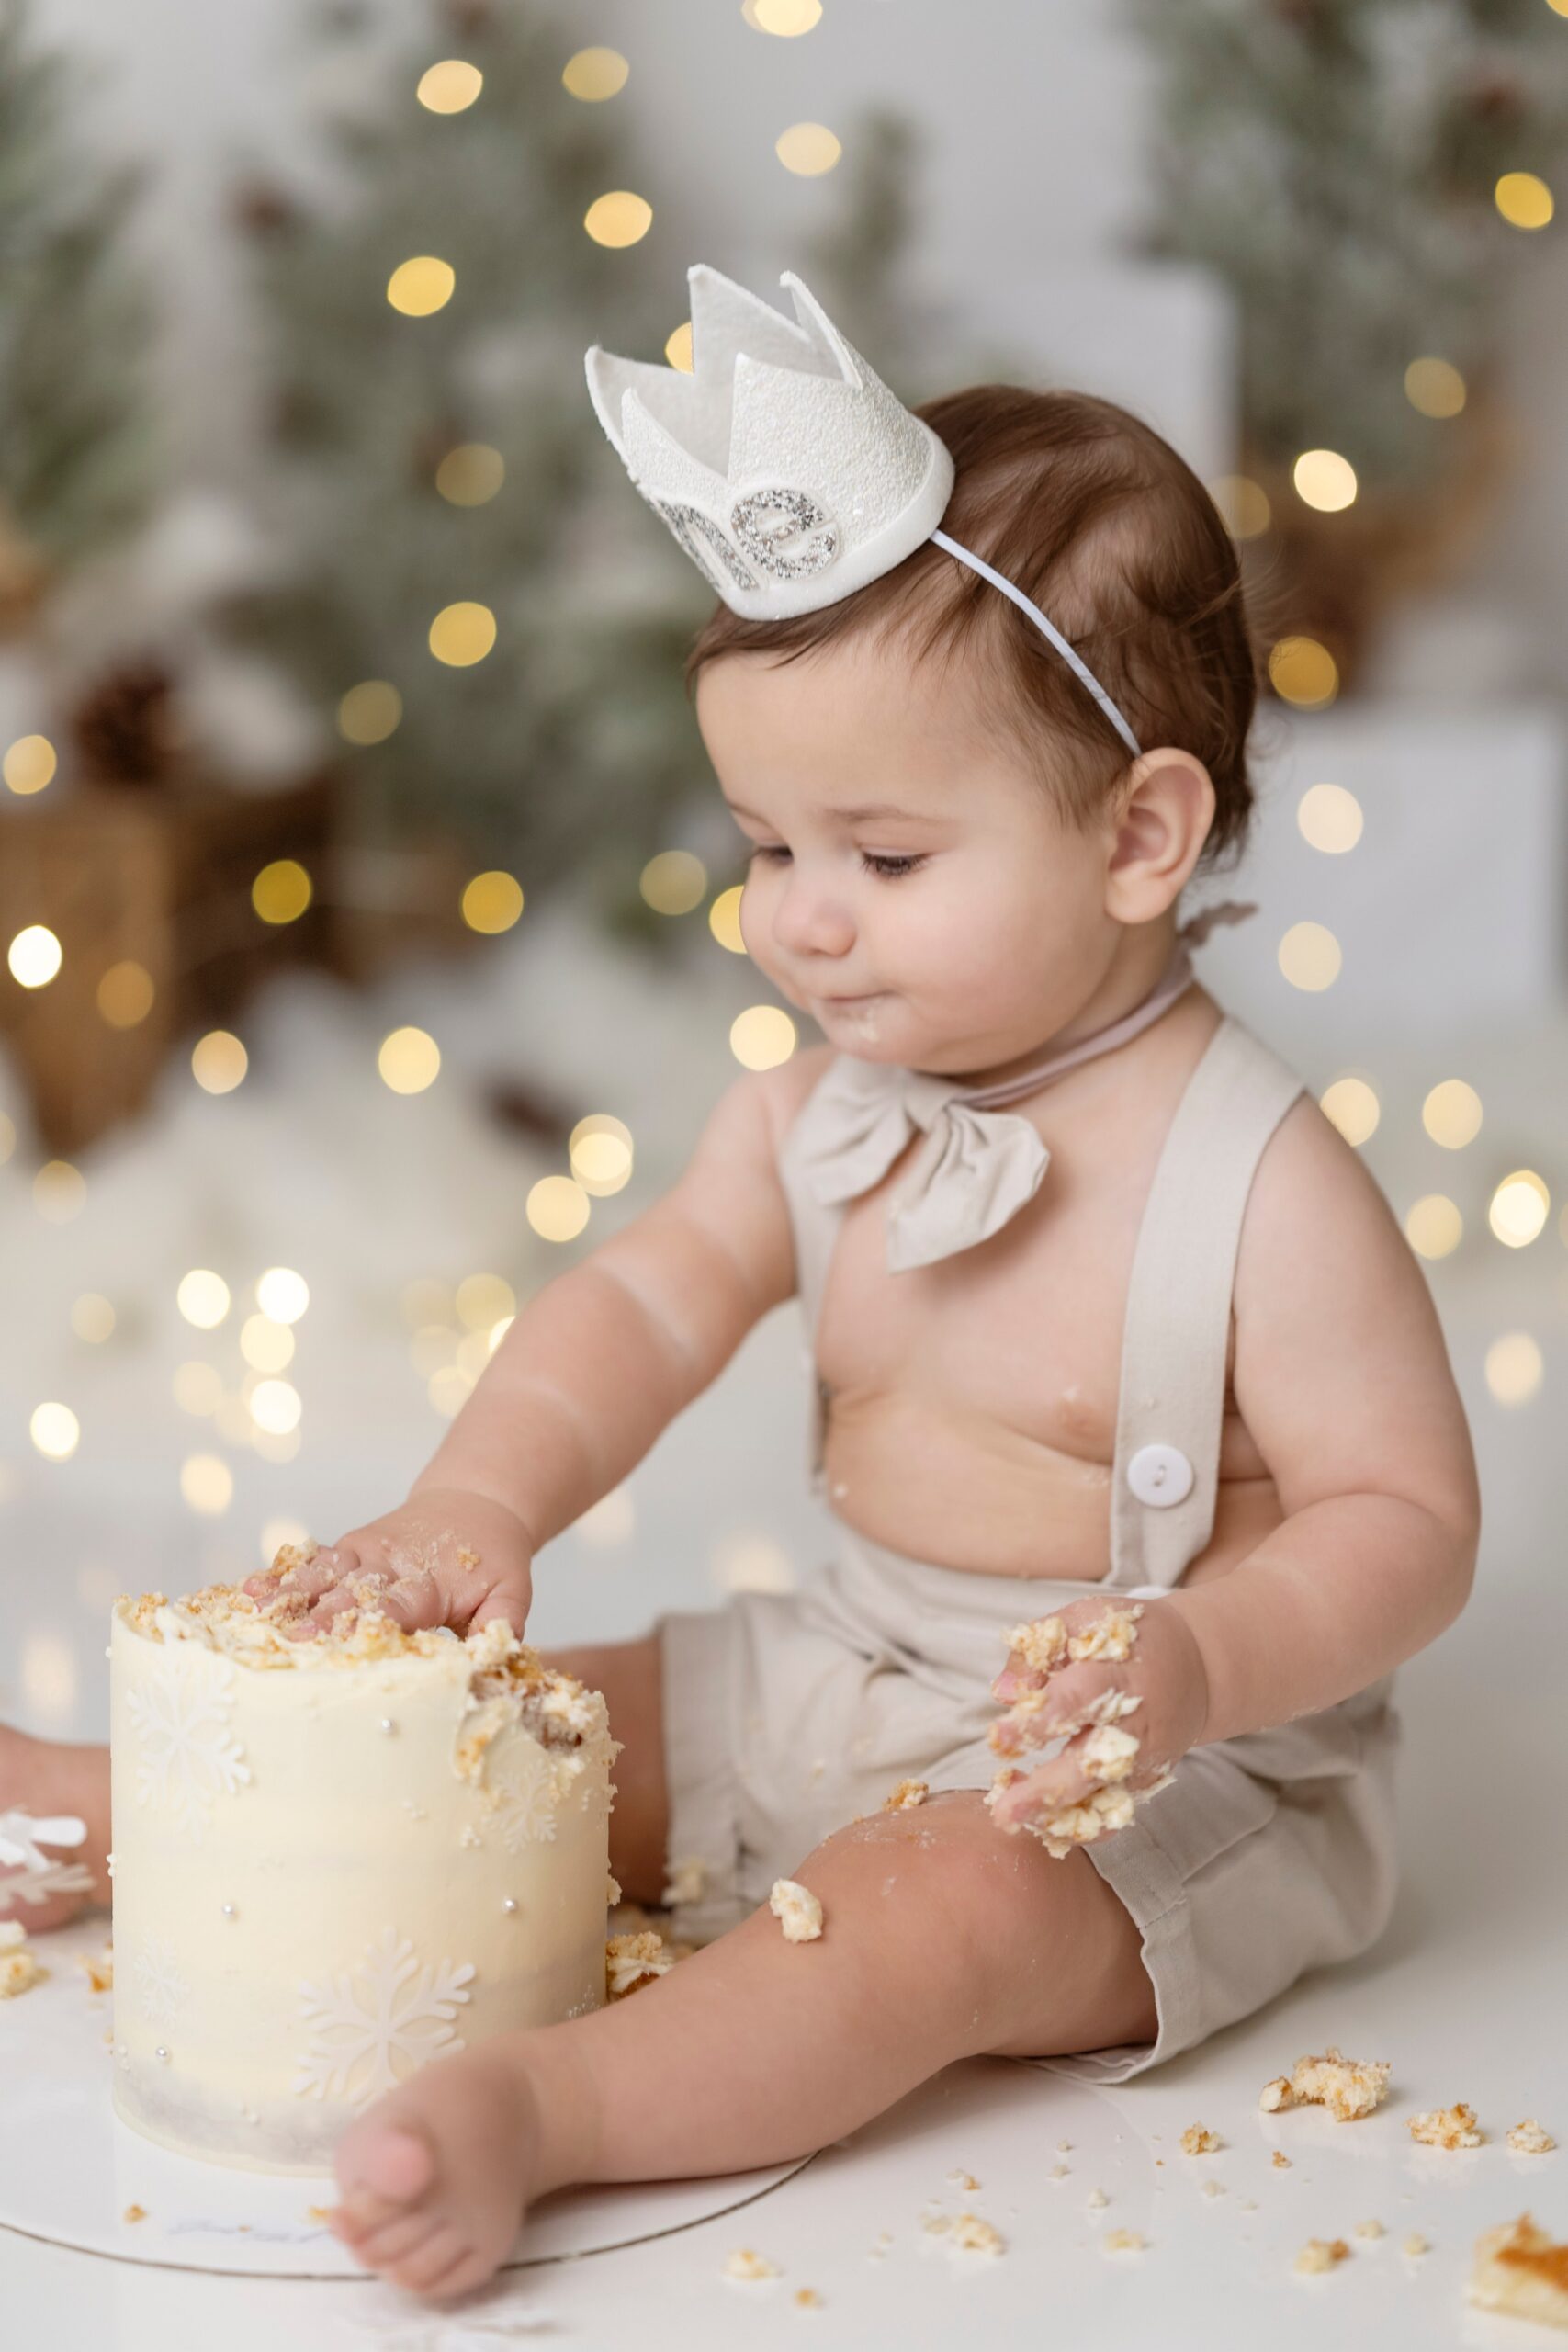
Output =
[{"x1": 695, "y1": 632, "x2": 1124, "y2": 1076}]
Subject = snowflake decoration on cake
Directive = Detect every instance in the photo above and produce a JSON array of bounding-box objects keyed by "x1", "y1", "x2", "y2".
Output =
[
  {"x1": 0, "y1": 1806, "x2": 97, "y2": 1911},
  {"x1": 486, "y1": 1741, "x2": 562, "y2": 1854},
  {"x1": 294, "y1": 1926, "x2": 476, "y2": 2107},
  {"x1": 0, "y1": 1857, "x2": 97, "y2": 1911},
  {"x1": 125, "y1": 1649, "x2": 251, "y2": 1845},
  {"x1": 131, "y1": 1932, "x2": 191, "y2": 2026}
]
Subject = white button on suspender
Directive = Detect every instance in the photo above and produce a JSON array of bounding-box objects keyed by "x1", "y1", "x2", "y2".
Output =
[{"x1": 1125, "y1": 1442, "x2": 1194, "y2": 1508}]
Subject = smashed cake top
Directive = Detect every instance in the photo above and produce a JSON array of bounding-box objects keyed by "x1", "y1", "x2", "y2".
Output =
[{"x1": 111, "y1": 1547, "x2": 602, "y2": 1747}]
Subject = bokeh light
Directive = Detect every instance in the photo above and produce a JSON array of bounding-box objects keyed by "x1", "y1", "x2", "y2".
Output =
[
  {"x1": 3, "y1": 734, "x2": 56, "y2": 795},
  {"x1": 1495, "y1": 171, "x2": 1553, "y2": 230},
  {"x1": 256, "y1": 1266, "x2": 310, "y2": 1324},
  {"x1": 570, "y1": 1114, "x2": 634, "y2": 1197},
  {"x1": 436, "y1": 444, "x2": 505, "y2": 505},
  {"x1": 709, "y1": 884, "x2": 747, "y2": 951},
  {"x1": 711, "y1": 1531, "x2": 796, "y2": 1593},
  {"x1": 1277, "y1": 922, "x2": 1342, "y2": 992},
  {"x1": 30, "y1": 1402, "x2": 80, "y2": 1460},
  {"x1": 1207, "y1": 475, "x2": 1270, "y2": 538},
  {"x1": 428, "y1": 602, "x2": 496, "y2": 666},
  {"x1": 665, "y1": 321, "x2": 694, "y2": 371},
  {"x1": 1404, "y1": 356, "x2": 1466, "y2": 419},
  {"x1": 241, "y1": 1314, "x2": 296, "y2": 1373},
  {"x1": 576, "y1": 1486, "x2": 635, "y2": 1546},
  {"x1": 584, "y1": 192, "x2": 652, "y2": 248},
  {"x1": 461, "y1": 870, "x2": 525, "y2": 933},
  {"x1": 173, "y1": 1361, "x2": 223, "y2": 1415},
  {"x1": 1489, "y1": 1170, "x2": 1550, "y2": 1249},
  {"x1": 526, "y1": 1175, "x2": 591, "y2": 1242},
  {"x1": 97, "y1": 959, "x2": 154, "y2": 1027},
  {"x1": 730, "y1": 1004, "x2": 797, "y2": 1069},
  {"x1": 1296, "y1": 782, "x2": 1363, "y2": 853},
  {"x1": 640, "y1": 850, "x2": 707, "y2": 914},
  {"x1": 1484, "y1": 1332, "x2": 1543, "y2": 1408},
  {"x1": 178, "y1": 1269, "x2": 231, "y2": 1329},
  {"x1": 192, "y1": 1030, "x2": 248, "y2": 1093},
  {"x1": 1405, "y1": 1195, "x2": 1462, "y2": 1259},
  {"x1": 338, "y1": 682, "x2": 402, "y2": 744},
  {"x1": 388, "y1": 255, "x2": 456, "y2": 315},
  {"x1": 181, "y1": 1453, "x2": 233, "y2": 1516},
  {"x1": 1292, "y1": 448, "x2": 1358, "y2": 512},
  {"x1": 34, "y1": 1160, "x2": 85, "y2": 1222},
  {"x1": 252, "y1": 859, "x2": 312, "y2": 923},
  {"x1": 259, "y1": 1515, "x2": 310, "y2": 1566},
  {"x1": 8, "y1": 924, "x2": 62, "y2": 988},
  {"x1": 747, "y1": 0, "x2": 822, "y2": 31},
  {"x1": 1318, "y1": 1077, "x2": 1380, "y2": 1147},
  {"x1": 1269, "y1": 637, "x2": 1339, "y2": 708},
  {"x1": 1422, "y1": 1080, "x2": 1483, "y2": 1149},
  {"x1": 0, "y1": 1113, "x2": 15, "y2": 1163},
  {"x1": 776, "y1": 123, "x2": 841, "y2": 175},
  {"x1": 71, "y1": 1293, "x2": 115, "y2": 1343},
  {"x1": 428, "y1": 1364, "x2": 473, "y2": 1418},
  {"x1": 417, "y1": 58, "x2": 483, "y2": 113},
  {"x1": 250, "y1": 1378, "x2": 302, "y2": 1436},
  {"x1": 378, "y1": 1026, "x2": 441, "y2": 1093},
  {"x1": 456, "y1": 1272, "x2": 515, "y2": 1329},
  {"x1": 562, "y1": 46, "x2": 628, "y2": 99}
]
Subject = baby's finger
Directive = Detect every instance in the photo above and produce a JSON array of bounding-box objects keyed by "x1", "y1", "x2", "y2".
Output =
[{"x1": 376, "y1": 1567, "x2": 445, "y2": 1633}]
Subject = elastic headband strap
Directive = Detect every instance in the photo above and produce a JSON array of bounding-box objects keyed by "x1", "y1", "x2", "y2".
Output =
[{"x1": 930, "y1": 526, "x2": 1143, "y2": 760}]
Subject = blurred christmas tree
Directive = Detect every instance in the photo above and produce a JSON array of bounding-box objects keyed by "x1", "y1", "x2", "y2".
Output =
[
  {"x1": 220, "y1": 0, "x2": 920, "y2": 935},
  {"x1": 0, "y1": 0, "x2": 161, "y2": 628},
  {"x1": 1126, "y1": 0, "x2": 1568, "y2": 682}
]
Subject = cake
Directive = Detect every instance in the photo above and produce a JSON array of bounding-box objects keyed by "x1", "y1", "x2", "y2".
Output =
[{"x1": 107, "y1": 1569, "x2": 618, "y2": 2174}]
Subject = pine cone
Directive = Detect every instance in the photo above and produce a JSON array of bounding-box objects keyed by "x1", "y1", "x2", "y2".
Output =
[{"x1": 71, "y1": 658, "x2": 183, "y2": 788}]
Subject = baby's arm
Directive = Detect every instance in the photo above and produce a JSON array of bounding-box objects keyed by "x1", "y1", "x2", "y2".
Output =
[
  {"x1": 270, "y1": 1067, "x2": 801, "y2": 1634},
  {"x1": 1167, "y1": 1092, "x2": 1482, "y2": 1746}
]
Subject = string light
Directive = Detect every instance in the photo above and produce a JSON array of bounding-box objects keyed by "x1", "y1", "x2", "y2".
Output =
[
  {"x1": 173, "y1": 1362, "x2": 223, "y2": 1415},
  {"x1": 1206, "y1": 475, "x2": 1270, "y2": 538},
  {"x1": 665, "y1": 322, "x2": 694, "y2": 372},
  {"x1": 570, "y1": 1114, "x2": 633, "y2": 1197},
  {"x1": 192, "y1": 1031, "x2": 248, "y2": 1093},
  {"x1": 388, "y1": 256, "x2": 456, "y2": 315},
  {"x1": 746, "y1": 0, "x2": 823, "y2": 32},
  {"x1": 1277, "y1": 922, "x2": 1341, "y2": 992},
  {"x1": 428, "y1": 603, "x2": 495, "y2": 666},
  {"x1": 8, "y1": 924, "x2": 62, "y2": 988},
  {"x1": 240, "y1": 1315, "x2": 295, "y2": 1373},
  {"x1": 181, "y1": 1454, "x2": 233, "y2": 1516},
  {"x1": 1405, "y1": 1195, "x2": 1462, "y2": 1259},
  {"x1": 1269, "y1": 637, "x2": 1339, "y2": 708},
  {"x1": 526, "y1": 1175, "x2": 591, "y2": 1241},
  {"x1": 30, "y1": 1402, "x2": 80, "y2": 1461},
  {"x1": 256, "y1": 1267, "x2": 310, "y2": 1323},
  {"x1": 250, "y1": 1379, "x2": 302, "y2": 1435},
  {"x1": 436, "y1": 446, "x2": 504, "y2": 506},
  {"x1": 1292, "y1": 449, "x2": 1358, "y2": 512},
  {"x1": 1296, "y1": 784, "x2": 1362, "y2": 853},
  {"x1": 177, "y1": 1271, "x2": 231, "y2": 1329},
  {"x1": 561, "y1": 48, "x2": 628, "y2": 100},
  {"x1": 640, "y1": 851, "x2": 706, "y2": 914},
  {"x1": 1484, "y1": 1331, "x2": 1543, "y2": 1407},
  {"x1": 34, "y1": 1161, "x2": 85, "y2": 1222},
  {"x1": 417, "y1": 59, "x2": 483, "y2": 113},
  {"x1": 71, "y1": 1294, "x2": 116, "y2": 1342},
  {"x1": 1495, "y1": 171, "x2": 1553, "y2": 230},
  {"x1": 97, "y1": 960, "x2": 154, "y2": 1026},
  {"x1": 730, "y1": 1005, "x2": 796, "y2": 1069},
  {"x1": 460, "y1": 871, "x2": 524, "y2": 933},
  {"x1": 456, "y1": 1272, "x2": 515, "y2": 1329},
  {"x1": 252, "y1": 861, "x2": 312, "y2": 923},
  {"x1": 3, "y1": 734, "x2": 56, "y2": 795},
  {"x1": 775, "y1": 124, "x2": 842, "y2": 176},
  {"x1": 1318, "y1": 1078, "x2": 1379, "y2": 1146},
  {"x1": 378, "y1": 1027, "x2": 441, "y2": 1093},
  {"x1": 709, "y1": 886, "x2": 747, "y2": 952},
  {"x1": 1489, "y1": 1170, "x2": 1549, "y2": 1248},
  {"x1": 338, "y1": 683, "x2": 402, "y2": 744},
  {"x1": 1405, "y1": 357, "x2": 1466, "y2": 419},
  {"x1": 1422, "y1": 1081, "x2": 1483, "y2": 1149}
]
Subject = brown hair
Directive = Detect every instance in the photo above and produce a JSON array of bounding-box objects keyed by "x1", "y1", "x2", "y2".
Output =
[{"x1": 684, "y1": 383, "x2": 1269, "y2": 875}]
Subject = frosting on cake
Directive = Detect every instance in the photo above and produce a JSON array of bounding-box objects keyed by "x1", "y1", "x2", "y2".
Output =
[{"x1": 108, "y1": 1563, "x2": 618, "y2": 2174}]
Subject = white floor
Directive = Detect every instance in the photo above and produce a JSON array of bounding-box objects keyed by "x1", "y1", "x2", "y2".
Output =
[{"x1": 2, "y1": 907, "x2": 1565, "y2": 2344}]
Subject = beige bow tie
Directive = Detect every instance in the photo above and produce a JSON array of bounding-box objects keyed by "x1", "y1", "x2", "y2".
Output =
[{"x1": 795, "y1": 905, "x2": 1255, "y2": 1272}]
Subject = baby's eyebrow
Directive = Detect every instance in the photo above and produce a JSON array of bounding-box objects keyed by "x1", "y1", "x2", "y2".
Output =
[{"x1": 724, "y1": 797, "x2": 950, "y2": 827}]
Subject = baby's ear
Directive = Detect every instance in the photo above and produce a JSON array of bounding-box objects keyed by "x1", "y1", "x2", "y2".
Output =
[{"x1": 1104, "y1": 749, "x2": 1215, "y2": 924}]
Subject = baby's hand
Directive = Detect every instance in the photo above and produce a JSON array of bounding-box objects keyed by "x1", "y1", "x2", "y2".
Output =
[
  {"x1": 986, "y1": 1596, "x2": 1210, "y2": 1838},
  {"x1": 241, "y1": 1489, "x2": 535, "y2": 1643}
]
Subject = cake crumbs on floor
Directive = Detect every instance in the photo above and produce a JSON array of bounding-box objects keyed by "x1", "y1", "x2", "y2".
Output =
[
  {"x1": 1102, "y1": 2229, "x2": 1146, "y2": 2254},
  {"x1": 1403, "y1": 2233, "x2": 1429, "y2": 2256},
  {"x1": 1353, "y1": 2218, "x2": 1384, "y2": 2239},
  {"x1": 1271, "y1": 2151, "x2": 1292, "y2": 2169},
  {"x1": 923, "y1": 2211, "x2": 1005, "y2": 2256},
  {"x1": 724, "y1": 2247, "x2": 781, "y2": 2281},
  {"x1": 1507, "y1": 2118, "x2": 1557, "y2": 2154},
  {"x1": 1086, "y1": 2188, "x2": 1109, "y2": 2210},
  {"x1": 794, "y1": 2287, "x2": 823, "y2": 2308},
  {"x1": 1262, "y1": 2045, "x2": 1391, "y2": 2121},
  {"x1": 1407, "y1": 2101, "x2": 1483, "y2": 2149},
  {"x1": 946, "y1": 2168, "x2": 980, "y2": 2191},
  {"x1": 1467, "y1": 2212, "x2": 1568, "y2": 2326},
  {"x1": 1294, "y1": 2236, "x2": 1351, "y2": 2275},
  {"x1": 1200, "y1": 2179, "x2": 1226, "y2": 2199},
  {"x1": 122, "y1": 2205, "x2": 147, "y2": 2223},
  {"x1": 1180, "y1": 2122, "x2": 1223, "y2": 2154}
]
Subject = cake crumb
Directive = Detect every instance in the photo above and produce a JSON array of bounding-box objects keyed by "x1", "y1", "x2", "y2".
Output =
[
  {"x1": 1049, "y1": 2164, "x2": 1069, "y2": 2180},
  {"x1": 794, "y1": 2287, "x2": 822, "y2": 2308},
  {"x1": 605, "y1": 1930, "x2": 672, "y2": 2000},
  {"x1": 869, "y1": 2231, "x2": 892, "y2": 2256},
  {"x1": 1086, "y1": 2187, "x2": 1109, "y2": 2210},
  {"x1": 946, "y1": 2168, "x2": 980, "y2": 2191},
  {"x1": 0, "y1": 1934, "x2": 45, "y2": 1997},
  {"x1": 605, "y1": 1871, "x2": 620, "y2": 1905},
  {"x1": 1200, "y1": 2179, "x2": 1225, "y2": 2199},
  {"x1": 1056, "y1": 2138, "x2": 1072, "y2": 2152},
  {"x1": 1260, "y1": 2075, "x2": 1294, "y2": 2112},
  {"x1": 1271, "y1": 2151, "x2": 1292, "y2": 2169},
  {"x1": 1294, "y1": 2236, "x2": 1350, "y2": 2275},
  {"x1": 122, "y1": 2204, "x2": 147, "y2": 2223},
  {"x1": 1507, "y1": 2118, "x2": 1557, "y2": 2154},
  {"x1": 305, "y1": 2203, "x2": 334, "y2": 2222},
  {"x1": 1407, "y1": 2101, "x2": 1483, "y2": 2150},
  {"x1": 725, "y1": 2247, "x2": 780, "y2": 2280},
  {"x1": 662, "y1": 1855, "x2": 708, "y2": 1906},
  {"x1": 1288, "y1": 2045, "x2": 1392, "y2": 2121},
  {"x1": 1403, "y1": 2232, "x2": 1429, "y2": 2256},
  {"x1": 769, "y1": 1878, "x2": 824, "y2": 1943},
  {"x1": 930, "y1": 2211, "x2": 1005, "y2": 2256},
  {"x1": 78, "y1": 1943, "x2": 114, "y2": 1994},
  {"x1": 882, "y1": 1779, "x2": 929, "y2": 1812},
  {"x1": 1180, "y1": 2122, "x2": 1222, "y2": 2154},
  {"x1": 1103, "y1": 2228, "x2": 1145, "y2": 2254},
  {"x1": 1354, "y1": 2218, "x2": 1384, "y2": 2239},
  {"x1": 1468, "y1": 2212, "x2": 1568, "y2": 2326}
]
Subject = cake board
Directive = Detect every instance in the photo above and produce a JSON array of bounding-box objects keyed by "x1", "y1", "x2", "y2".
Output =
[{"x1": 0, "y1": 1917, "x2": 813, "y2": 2278}]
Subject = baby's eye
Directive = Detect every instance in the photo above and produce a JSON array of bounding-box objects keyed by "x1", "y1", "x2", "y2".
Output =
[
  {"x1": 749, "y1": 844, "x2": 791, "y2": 864},
  {"x1": 859, "y1": 853, "x2": 926, "y2": 879}
]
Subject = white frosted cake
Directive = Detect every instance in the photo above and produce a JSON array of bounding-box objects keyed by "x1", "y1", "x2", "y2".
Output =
[{"x1": 107, "y1": 1566, "x2": 618, "y2": 2174}]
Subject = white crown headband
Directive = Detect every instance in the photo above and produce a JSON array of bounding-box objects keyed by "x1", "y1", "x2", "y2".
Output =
[{"x1": 584, "y1": 264, "x2": 1143, "y2": 760}]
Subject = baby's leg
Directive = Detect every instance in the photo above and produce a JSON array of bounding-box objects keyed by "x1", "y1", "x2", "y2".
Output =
[
  {"x1": 0, "y1": 1722, "x2": 112, "y2": 1929},
  {"x1": 332, "y1": 1790, "x2": 1156, "y2": 2299}
]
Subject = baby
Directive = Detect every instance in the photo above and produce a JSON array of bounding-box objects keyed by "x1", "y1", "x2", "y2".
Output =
[{"x1": 1, "y1": 269, "x2": 1480, "y2": 2302}]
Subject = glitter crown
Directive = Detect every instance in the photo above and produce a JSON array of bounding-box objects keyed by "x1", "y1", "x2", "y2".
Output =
[{"x1": 584, "y1": 263, "x2": 954, "y2": 622}]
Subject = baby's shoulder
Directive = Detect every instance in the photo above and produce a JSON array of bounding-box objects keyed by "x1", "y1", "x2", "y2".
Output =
[{"x1": 1238, "y1": 1080, "x2": 1411, "y2": 1303}]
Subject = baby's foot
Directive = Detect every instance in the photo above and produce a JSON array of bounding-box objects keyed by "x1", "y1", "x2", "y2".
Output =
[
  {"x1": 0, "y1": 1724, "x2": 111, "y2": 1933},
  {"x1": 328, "y1": 2035, "x2": 550, "y2": 2299}
]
